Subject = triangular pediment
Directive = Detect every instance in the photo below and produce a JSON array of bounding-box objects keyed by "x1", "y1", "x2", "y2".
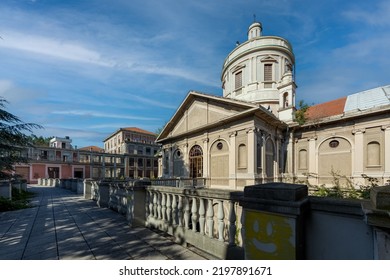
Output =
[
  {"x1": 157, "y1": 91, "x2": 257, "y2": 141},
  {"x1": 260, "y1": 55, "x2": 278, "y2": 62}
]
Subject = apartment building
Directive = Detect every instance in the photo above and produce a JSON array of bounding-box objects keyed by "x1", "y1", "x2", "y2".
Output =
[{"x1": 103, "y1": 127, "x2": 160, "y2": 179}]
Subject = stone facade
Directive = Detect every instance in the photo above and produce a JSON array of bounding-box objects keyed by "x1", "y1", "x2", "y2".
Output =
[
  {"x1": 103, "y1": 127, "x2": 160, "y2": 179},
  {"x1": 157, "y1": 22, "x2": 390, "y2": 190}
]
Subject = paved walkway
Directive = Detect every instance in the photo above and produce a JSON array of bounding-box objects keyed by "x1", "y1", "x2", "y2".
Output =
[{"x1": 0, "y1": 185, "x2": 209, "y2": 260}]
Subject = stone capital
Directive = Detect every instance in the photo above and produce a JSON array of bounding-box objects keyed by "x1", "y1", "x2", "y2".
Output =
[
  {"x1": 229, "y1": 131, "x2": 238, "y2": 138},
  {"x1": 381, "y1": 125, "x2": 390, "y2": 131},
  {"x1": 352, "y1": 128, "x2": 366, "y2": 135}
]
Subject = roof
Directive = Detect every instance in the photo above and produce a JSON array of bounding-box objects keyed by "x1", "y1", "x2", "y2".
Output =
[
  {"x1": 304, "y1": 85, "x2": 390, "y2": 124},
  {"x1": 344, "y1": 85, "x2": 390, "y2": 112},
  {"x1": 104, "y1": 127, "x2": 156, "y2": 141},
  {"x1": 306, "y1": 97, "x2": 347, "y2": 120},
  {"x1": 157, "y1": 90, "x2": 284, "y2": 142},
  {"x1": 120, "y1": 127, "x2": 156, "y2": 136},
  {"x1": 78, "y1": 146, "x2": 104, "y2": 152}
]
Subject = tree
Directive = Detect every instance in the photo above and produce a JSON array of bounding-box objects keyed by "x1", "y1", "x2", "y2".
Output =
[
  {"x1": 294, "y1": 100, "x2": 310, "y2": 125},
  {"x1": 27, "y1": 134, "x2": 53, "y2": 146},
  {"x1": 0, "y1": 97, "x2": 42, "y2": 179}
]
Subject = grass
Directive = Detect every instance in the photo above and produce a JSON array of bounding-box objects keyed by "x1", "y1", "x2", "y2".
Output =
[{"x1": 0, "y1": 188, "x2": 36, "y2": 212}]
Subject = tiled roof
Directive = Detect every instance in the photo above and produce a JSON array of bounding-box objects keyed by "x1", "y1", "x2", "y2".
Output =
[
  {"x1": 121, "y1": 127, "x2": 156, "y2": 136},
  {"x1": 305, "y1": 96, "x2": 347, "y2": 120},
  {"x1": 78, "y1": 146, "x2": 104, "y2": 152}
]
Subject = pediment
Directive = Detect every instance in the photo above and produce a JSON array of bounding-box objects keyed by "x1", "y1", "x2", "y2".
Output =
[
  {"x1": 157, "y1": 91, "x2": 256, "y2": 141},
  {"x1": 260, "y1": 55, "x2": 278, "y2": 62}
]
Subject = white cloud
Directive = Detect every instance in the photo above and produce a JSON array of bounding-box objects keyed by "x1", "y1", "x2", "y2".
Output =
[
  {"x1": 51, "y1": 110, "x2": 160, "y2": 121},
  {"x1": 0, "y1": 31, "x2": 112, "y2": 67}
]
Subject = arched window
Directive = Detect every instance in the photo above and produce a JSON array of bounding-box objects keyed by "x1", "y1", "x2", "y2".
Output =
[
  {"x1": 298, "y1": 149, "x2": 307, "y2": 170},
  {"x1": 189, "y1": 145, "x2": 203, "y2": 178},
  {"x1": 283, "y1": 92, "x2": 289, "y2": 108},
  {"x1": 238, "y1": 144, "x2": 247, "y2": 168},
  {"x1": 367, "y1": 141, "x2": 380, "y2": 166}
]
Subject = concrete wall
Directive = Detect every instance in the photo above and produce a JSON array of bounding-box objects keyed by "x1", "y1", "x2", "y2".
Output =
[{"x1": 306, "y1": 197, "x2": 374, "y2": 259}]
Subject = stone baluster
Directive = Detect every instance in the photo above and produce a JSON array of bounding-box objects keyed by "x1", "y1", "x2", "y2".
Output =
[
  {"x1": 191, "y1": 197, "x2": 198, "y2": 232},
  {"x1": 166, "y1": 193, "x2": 172, "y2": 224},
  {"x1": 228, "y1": 201, "x2": 237, "y2": 245},
  {"x1": 184, "y1": 197, "x2": 190, "y2": 229},
  {"x1": 157, "y1": 192, "x2": 162, "y2": 220},
  {"x1": 178, "y1": 195, "x2": 184, "y2": 227},
  {"x1": 172, "y1": 194, "x2": 177, "y2": 226},
  {"x1": 199, "y1": 198, "x2": 206, "y2": 235},
  {"x1": 161, "y1": 193, "x2": 166, "y2": 221},
  {"x1": 145, "y1": 190, "x2": 150, "y2": 218},
  {"x1": 217, "y1": 200, "x2": 225, "y2": 241},
  {"x1": 206, "y1": 199, "x2": 214, "y2": 238},
  {"x1": 153, "y1": 191, "x2": 158, "y2": 218}
]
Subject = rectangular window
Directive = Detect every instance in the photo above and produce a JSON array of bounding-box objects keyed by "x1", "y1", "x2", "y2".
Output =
[
  {"x1": 264, "y1": 64, "x2": 272, "y2": 81},
  {"x1": 235, "y1": 71, "x2": 242, "y2": 89}
]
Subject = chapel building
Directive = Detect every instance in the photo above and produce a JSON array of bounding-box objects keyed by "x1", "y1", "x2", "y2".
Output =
[{"x1": 156, "y1": 21, "x2": 390, "y2": 190}]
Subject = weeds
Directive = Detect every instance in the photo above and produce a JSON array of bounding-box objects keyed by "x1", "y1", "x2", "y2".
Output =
[
  {"x1": 0, "y1": 188, "x2": 35, "y2": 212},
  {"x1": 284, "y1": 170, "x2": 384, "y2": 200}
]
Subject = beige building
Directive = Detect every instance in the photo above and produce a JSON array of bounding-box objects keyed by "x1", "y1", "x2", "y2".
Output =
[
  {"x1": 103, "y1": 127, "x2": 160, "y2": 179},
  {"x1": 157, "y1": 21, "x2": 390, "y2": 189}
]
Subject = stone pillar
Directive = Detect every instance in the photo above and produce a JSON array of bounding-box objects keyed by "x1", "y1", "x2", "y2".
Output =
[
  {"x1": 362, "y1": 186, "x2": 390, "y2": 259},
  {"x1": 84, "y1": 179, "x2": 93, "y2": 199},
  {"x1": 240, "y1": 182, "x2": 308, "y2": 259},
  {"x1": 202, "y1": 137, "x2": 209, "y2": 178},
  {"x1": 247, "y1": 128, "x2": 256, "y2": 179},
  {"x1": 352, "y1": 129, "x2": 365, "y2": 184},
  {"x1": 382, "y1": 126, "x2": 390, "y2": 180},
  {"x1": 308, "y1": 136, "x2": 317, "y2": 185},
  {"x1": 229, "y1": 131, "x2": 237, "y2": 188},
  {"x1": 0, "y1": 180, "x2": 11, "y2": 199}
]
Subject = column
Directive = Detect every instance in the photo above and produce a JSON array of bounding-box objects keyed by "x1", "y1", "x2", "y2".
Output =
[
  {"x1": 229, "y1": 131, "x2": 237, "y2": 188},
  {"x1": 382, "y1": 126, "x2": 390, "y2": 178},
  {"x1": 203, "y1": 137, "x2": 209, "y2": 178},
  {"x1": 352, "y1": 129, "x2": 365, "y2": 183},
  {"x1": 247, "y1": 128, "x2": 256, "y2": 180},
  {"x1": 307, "y1": 136, "x2": 317, "y2": 185}
]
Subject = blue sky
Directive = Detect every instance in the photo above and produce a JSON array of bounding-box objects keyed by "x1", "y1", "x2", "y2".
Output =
[{"x1": 1, "y1": 0, "x2": 389, "y2": 148}]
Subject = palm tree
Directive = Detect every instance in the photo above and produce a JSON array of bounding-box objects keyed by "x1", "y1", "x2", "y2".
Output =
[{"x1": 0, "y1": 97, "x2": 42, "y2": 179}]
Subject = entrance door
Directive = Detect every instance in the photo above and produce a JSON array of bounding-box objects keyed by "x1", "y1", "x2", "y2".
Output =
[{"x1": 48, "y1": 167, "x2": 59, "y2": 178}]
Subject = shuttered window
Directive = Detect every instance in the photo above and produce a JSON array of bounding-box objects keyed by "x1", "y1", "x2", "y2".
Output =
[
  {"x1": 235, "y1": 71, "x2": 242, "y2": 89},
  {"x1": 264, "y1": 64, "x2": 272, "y2": 81}
]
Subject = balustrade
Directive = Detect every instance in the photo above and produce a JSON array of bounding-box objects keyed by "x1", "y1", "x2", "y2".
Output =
[{"x1": 144, "y1": 185, "x2": 243, "y2": 258}]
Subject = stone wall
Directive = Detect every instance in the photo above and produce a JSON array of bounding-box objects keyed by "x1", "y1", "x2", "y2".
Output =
[{"x1": 85, "y1": 180, "x2": 390, "y2": 260}]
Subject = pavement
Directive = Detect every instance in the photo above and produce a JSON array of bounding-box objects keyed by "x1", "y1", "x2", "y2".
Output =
[{"x1": 0, "y1": 185, "x2": 210, "y2": 260}]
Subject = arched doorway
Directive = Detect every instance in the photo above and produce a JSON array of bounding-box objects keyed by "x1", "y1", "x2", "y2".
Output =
[{"x1": 189, "y1": 145, "x2": 203, "y2": 178}]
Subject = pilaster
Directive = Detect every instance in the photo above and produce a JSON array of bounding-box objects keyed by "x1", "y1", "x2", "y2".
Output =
[{"x1": 229, "y1": 131, "x2": 237, "y2": 188}]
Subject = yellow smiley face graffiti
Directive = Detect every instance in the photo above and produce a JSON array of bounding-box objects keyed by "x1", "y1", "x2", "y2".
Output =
[{"x1": 244, "y1": 210, "x2": 296, "y2": 260}]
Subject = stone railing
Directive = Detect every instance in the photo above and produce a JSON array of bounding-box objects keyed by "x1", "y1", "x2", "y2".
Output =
[
  {"x1": 84, "y1": 179, "x2": 390, "y2": 260},
  {"x1": 38, "y1": 178, "x2": 84, "y2": 194},
  {"x1": 151, "y1": 177, "x2": 206, "y2": 188},
  {"x1": 0, "y1": 179, "x2": 28, "y2": 199},
  {"x1": 145, "y1": 186, "x2": 244, "y2": 259}
]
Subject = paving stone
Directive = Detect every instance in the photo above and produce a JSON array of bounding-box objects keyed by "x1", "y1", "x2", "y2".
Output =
[{"x1": 0, "y1": 185, "x2": 209, "y2": 260}]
